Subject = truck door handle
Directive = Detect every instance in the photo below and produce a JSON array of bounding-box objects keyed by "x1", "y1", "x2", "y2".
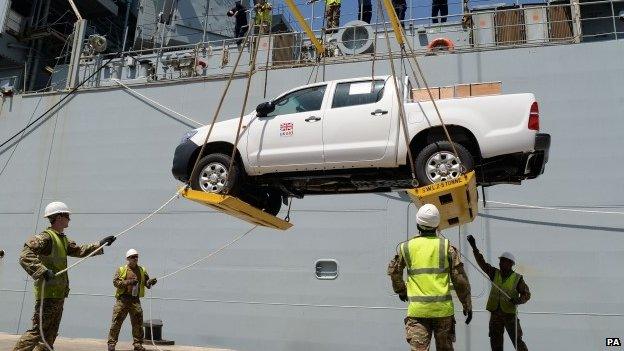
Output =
[
  {"x1": 305, "y1": 116, "x2": 321, "y2": 122},
  {"x1": 371, "y1": 109, "x2": 388, "y2": 116}
]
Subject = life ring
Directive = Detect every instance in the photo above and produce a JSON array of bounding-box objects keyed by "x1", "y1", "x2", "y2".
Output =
[{"x1": 427, "y1": 38, "x2": 455, "y2": 52}]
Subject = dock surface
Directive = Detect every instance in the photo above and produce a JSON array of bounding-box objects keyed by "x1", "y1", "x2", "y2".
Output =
[{"x1": 0, "y1": 333, "x2": 233, "y2": 351}]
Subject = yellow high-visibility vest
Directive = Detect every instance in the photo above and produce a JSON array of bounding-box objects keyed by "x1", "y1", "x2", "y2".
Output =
[
  {"x1": 255, "y1": 3, "x2": 272, "y2": 24},
  {"x1": 34, "y1": 229, "x2": 69, "y2": 299},
  {"x1": 486, "y1": 270, "x2": 521, "y2": 314},
  {"x1": 327, "y1": 0, "x2": 341, "y2": 5},
  {"x1": 115, "y1": 265, "x2": 147, "y2": 298},
  {"x1": 401, "y1": 236, "x2": 454, "y2": 318}
]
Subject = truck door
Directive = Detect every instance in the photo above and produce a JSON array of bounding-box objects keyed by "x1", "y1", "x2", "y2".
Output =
[
  {"x1": 322, "y1": 79, "x2": 394, "y2": 167},
  {"x1": 246, "y1": 84, "x2": 327, "y2": 172}
]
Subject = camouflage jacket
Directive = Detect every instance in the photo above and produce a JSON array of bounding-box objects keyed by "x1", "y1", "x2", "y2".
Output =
[
  {"x1": 19, "y1": 228, "x2": 103, "y2": 285},
  {"x1": 472, "y1": 249, "x2": 531, "y2": 305},
  {"x1": 387, "y1": 236, "x2": 472, "y2": 313}
]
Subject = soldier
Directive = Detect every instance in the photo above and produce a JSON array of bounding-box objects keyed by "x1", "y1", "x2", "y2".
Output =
[
  {"x1": 392, "y1": 0, "x2": 407, "y2": 28},
  {"x1": 13, "y1": 201, "x2": 115, "y2": 351},
  {"x1": 253, "y1": 0, "x2": 273, "y2": 34},
  {"x1": 388, "y1": 204, "x2": 472, "y2": 351},
  {"x1": 227, "y1": 0, "x2": 249, "y2": 46},
  {"x1": 107, "y1": 248, "x2": 157, "y2": 351},
  {"x1": 467, "y1": 235, "x2": 530, "y2": 351},
  {"x1": 308, "y1": 0, "x2": 341, "y2": 33}
]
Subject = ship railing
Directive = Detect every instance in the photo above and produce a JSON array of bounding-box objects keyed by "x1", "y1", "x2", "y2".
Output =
[{"x1": 66, "y1": 0, "x2": 622, "y2": 90}]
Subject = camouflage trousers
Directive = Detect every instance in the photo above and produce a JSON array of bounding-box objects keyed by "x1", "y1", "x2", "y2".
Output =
[
  {"x1": 107, "y1": 296, "x2": 144, "y2": 348},
  {"x1": 13, "y1": 298, "x2": 65, "y2": 351},
  {"x1": 405, "y1": 316, "x2": 456, "y2": 351},
  {"x1": 325, "y1": 5, "x2": 340, "y2": 31},
  {"x1": 489, "y1": 311, "x2": 528, "y2": 351}
]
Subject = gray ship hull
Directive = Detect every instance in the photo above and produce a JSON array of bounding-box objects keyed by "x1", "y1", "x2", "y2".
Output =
[{"x1": 1, "y1": 39, "x2": 623, "y2": 350}]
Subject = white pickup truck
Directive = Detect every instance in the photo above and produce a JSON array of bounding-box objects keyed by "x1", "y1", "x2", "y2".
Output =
[{"x1": 172, "y1": 76, "x2": 550, "y2": 215}]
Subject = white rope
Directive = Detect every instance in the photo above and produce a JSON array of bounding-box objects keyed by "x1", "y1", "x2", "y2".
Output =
[
  {"x1": 158, "y1": 225, "x2": 257, "y2": 281},
  {"x1": 485, "y1": 200, "x2": 624, "y2": 215},
  {"x1": 56, "y1": 189, "x2": 182, "y2": 276},
  {"x1": 111, "y1": 79, "x2": 203, "y2": 127}
]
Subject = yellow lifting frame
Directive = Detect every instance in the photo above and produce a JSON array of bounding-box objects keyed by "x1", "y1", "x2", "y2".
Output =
[
  {"x1": 180, "y1": 188, "x2": 293, "y2": 231},
  {"x1": 283, "y1": 0, "x2": 325, "y2": 55},
  {"x1": 406, "y1": 171, "x2": 478, "y2": 230}
]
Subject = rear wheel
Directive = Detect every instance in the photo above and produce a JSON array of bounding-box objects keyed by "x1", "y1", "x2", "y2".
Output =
[
  {"x1": 415, "y1": 141, "x2": 474, "y2": 185},
  {"x1": 190, "y1": 153, "x2": 241, "y2": 195},
  {"x1": 242, "y1": 187, "x2": 282, "y2": 216}
]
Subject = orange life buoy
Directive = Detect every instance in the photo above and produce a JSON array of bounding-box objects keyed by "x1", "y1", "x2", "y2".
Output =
[{"x1": 427, "y1": 38, "x2": 455, "y2": 52}]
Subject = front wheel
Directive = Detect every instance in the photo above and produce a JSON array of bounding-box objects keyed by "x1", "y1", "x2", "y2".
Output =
[
  {"x1": 414, "y1": 141, "x2": 474, "y2": 185},
  {"x1": 190, "y1": 153, "x2": 241, "y2": 195}
]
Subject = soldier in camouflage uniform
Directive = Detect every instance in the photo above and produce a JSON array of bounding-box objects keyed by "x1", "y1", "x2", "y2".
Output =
[
  {"x1": 387, "y1": 204, "x2": 472, "y2": 351},
  {"x1": 107, "y1": 248, "x2": 157, "y2": 351},
  {"x1": 468, "y1": 235, "x2": 530, "y2": 351},
  {"x1": 13, "y1": 201, "x2": 115, "y2": 351}
]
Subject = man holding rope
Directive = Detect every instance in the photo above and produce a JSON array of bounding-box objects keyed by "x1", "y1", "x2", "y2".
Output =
[
  {"x1": 467, "y1": 235, "x2": 530, "y2": 351},
  {"x1": 107, "y1": 248, "x2": 157, "y2": 351},
  {"x1": 13, "y1": 201, "x2": 115, "y2": 351}
]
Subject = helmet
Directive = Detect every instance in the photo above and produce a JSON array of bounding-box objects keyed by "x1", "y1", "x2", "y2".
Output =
[
  {"x1": 416, "y1": 204, "x2": 440, "y2": 228},
  {"x1": 499, "y1": 252, "x2": 516, "y2": 264},
  {"x1": 126, "y1": 249, "x2": 139, "y2": 258},
  {"x1": 43, "y1": 201, "x2": 71, "y2": 218}
]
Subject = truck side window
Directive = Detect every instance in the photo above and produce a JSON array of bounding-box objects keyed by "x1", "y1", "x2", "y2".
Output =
[
  {"x1": 266, "y1": 85, "x2": 327, "y2": 117},
  {"x1": 331, "y1": 80, "x2": 385, "y2": 109}
]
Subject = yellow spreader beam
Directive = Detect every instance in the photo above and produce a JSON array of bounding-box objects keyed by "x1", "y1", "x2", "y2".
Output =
[
  {"x1": 283, "y1": 0, "x2": 325, "y2": 55},
  {"x1": 181, "y1": 188, "x2": 293, "y2": 230},
  {"x1": 406, "y1": 171, "x2": 478, "y2": 230}
]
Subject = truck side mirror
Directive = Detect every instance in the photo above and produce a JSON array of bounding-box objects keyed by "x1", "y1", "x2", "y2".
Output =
[{"x1": 256, "y1": 101, "x2": 275, "y2": 117}]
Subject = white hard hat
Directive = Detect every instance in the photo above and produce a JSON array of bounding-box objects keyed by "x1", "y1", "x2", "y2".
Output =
[
  {"x1": 126, "y1": 249, "x2": 139, "y2": 258},
  {"x1": 416, "y1": 204, "x2": 441, "y2": 228},
  {"x1": 499, "y1": 252, "x2": 516, "y2": 264},
  {"x1": 43, "y1": 201, "x2": 71, "y2": 218}
]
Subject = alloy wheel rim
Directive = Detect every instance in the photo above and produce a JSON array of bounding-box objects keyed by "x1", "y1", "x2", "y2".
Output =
[{"x1": 425, "y1": 151, "x2": 462, "y2": 183}]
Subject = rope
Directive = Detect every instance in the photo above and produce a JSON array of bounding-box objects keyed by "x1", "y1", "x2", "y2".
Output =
[
  {"x1": 188, "y1": 27, "x2": 255, "y2": 186},
  {"x1": 377, "y1": 0, "x2": 418, "y2": 184},
  {"x1": 157, "y1": 225, "x2": 256, "y2": 281},
  {"x1": 401, "y1": 34, "x2": 462, "y2": 163},
  {"x1": 485, "y1": 201, "x2": 624, "y2": 215},
  {"x1": 226, "y1": 30, "x2": 263, "y2": 184},
  {"x1": 111, "y1": 79, "x2": 202, "y2": 127}
]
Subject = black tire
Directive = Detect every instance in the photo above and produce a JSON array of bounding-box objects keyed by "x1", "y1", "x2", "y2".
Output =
[
  {"x1": 190, "y1": 153, "x2": 241, "y2": 195},
  {"x1": 241, "y1": 187, "x2": 282, "y2": 216},
  {"x1": 414, "y1": 141, "x2": 474, "y2": 185}
]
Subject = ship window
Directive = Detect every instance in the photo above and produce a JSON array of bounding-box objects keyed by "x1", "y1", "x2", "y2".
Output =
[
  {"x1": 315, "y1": 259, "x2": 339, "y2": 280},
  {"x1": 266, "y1": 85, "x2": 327, "y2": 117},
  {"x1": 331, "y1": 80, "x2": 385, "y2": 109}
]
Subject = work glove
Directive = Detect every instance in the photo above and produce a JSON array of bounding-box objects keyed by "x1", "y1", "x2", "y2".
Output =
[
  {"x1": 43, "y1": 269, "x2": 55, "y2": 281},
  {"x1": 147, "y1": 278, "x2": 157, "y2": 287},
  {"x1": 398, "y1": 293, "x2": 408, "y2": 302},
  {"x1": 463, "y1": 308, "x2": 473, "y2": 325},
  {"x1": 466, "y1": 235, "x2": 477, "y2": 250},
  {"x1": 99, "y1": 235, "x2": 116, "y2": 247}
]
